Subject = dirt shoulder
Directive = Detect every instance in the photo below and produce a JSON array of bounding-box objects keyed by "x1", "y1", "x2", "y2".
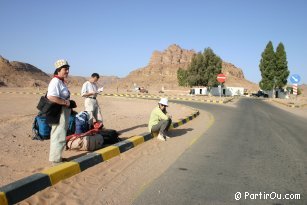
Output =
[
  {"x1": 19, "y1": 110, "x2": 212, "y2": 205},
  {"x1": 0, "y1": 90, "x2": 195, "y2": 187},
  {"x1": 265, "y1": 97, "x2": 307, "y2": 119}
]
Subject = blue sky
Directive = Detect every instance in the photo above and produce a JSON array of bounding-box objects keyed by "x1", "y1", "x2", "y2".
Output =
[{"x1": 1, "y1": 0, "x2": 306, "y2": 84}]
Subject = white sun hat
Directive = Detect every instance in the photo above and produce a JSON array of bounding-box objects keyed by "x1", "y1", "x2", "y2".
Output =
[
  {"x1": 159, "y1": 98, "x2": 168, "y2": 106},
  {"x1": 54, "y1": 59, "x2": 69, "y2": 69}
]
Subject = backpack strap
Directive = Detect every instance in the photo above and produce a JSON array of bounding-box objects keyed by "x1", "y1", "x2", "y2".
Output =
[
  {"x1": 66, "y1": 128, "x2": 100, "y2": 149},
  {"x1": 32, "y1": 116, "x2": 42, "y2": 140}
]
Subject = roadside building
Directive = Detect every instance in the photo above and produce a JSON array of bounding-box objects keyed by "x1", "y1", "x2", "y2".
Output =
[
  {"x1": 190, "y1": 86, "x2": 245, "y2": 96},
  {"x1": 266, "y1": 89, "x2": 289, "y2": 99}
]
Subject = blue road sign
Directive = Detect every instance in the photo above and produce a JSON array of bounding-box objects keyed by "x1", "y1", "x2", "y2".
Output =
[{"x1": 290, "y1": 74, "x2": 301, "y2": 84}]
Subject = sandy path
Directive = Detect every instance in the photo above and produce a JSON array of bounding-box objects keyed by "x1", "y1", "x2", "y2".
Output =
[
  {"x1": 18, "y1": 110, "x2": 211, "y2": 205},
  {"x1": 265, "y1": 98, "x2": 307, "y2": 119}
]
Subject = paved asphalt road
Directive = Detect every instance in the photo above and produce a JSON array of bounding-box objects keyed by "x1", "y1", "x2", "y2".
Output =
[{"x1": 133, "y1": 98, "x2": 307, "y2": 205}]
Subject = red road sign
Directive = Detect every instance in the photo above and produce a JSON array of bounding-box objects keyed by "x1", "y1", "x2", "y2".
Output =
[{"x1": 217, "y1": 73, "x2": 226, "y2": 83}]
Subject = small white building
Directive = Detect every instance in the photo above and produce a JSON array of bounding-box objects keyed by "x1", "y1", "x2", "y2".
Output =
[
  {"x1": 190, "y1": 86, "x2": 245, "y2": 96},
  {"x1": 189, "y1": 87, "x2": 209, "y2": 95},
  {"x1": 266, "y1": 89, "x2": 289, "y2": 99}
]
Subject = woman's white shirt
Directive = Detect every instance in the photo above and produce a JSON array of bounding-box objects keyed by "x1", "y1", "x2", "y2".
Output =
[{"x1": 47, "y1": 78, "x2": 70, "y2": 100}]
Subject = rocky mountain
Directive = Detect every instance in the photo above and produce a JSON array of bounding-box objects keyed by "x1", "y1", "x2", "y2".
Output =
[
  {"x1": 120, "y1": 44, "x2": 259, "y2": 92},
  {"x1": 120, "y1": 44, "x2": 195, "y2": 90},
  {"x1": 0, "y1": 56, "x2": 50, "y2": 87},
  {"x1": 221, "y1": 62, "x2": 259, "y2": 92}
]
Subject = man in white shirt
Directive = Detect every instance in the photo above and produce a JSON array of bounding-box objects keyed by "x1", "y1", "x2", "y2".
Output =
[{"x1": 81, "y1": 73, "x2": 103, "y2": 127}]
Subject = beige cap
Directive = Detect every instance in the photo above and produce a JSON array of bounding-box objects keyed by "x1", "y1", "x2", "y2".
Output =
[{"x1": 54, "y1": 59, "x2": 69, "y2": 69}]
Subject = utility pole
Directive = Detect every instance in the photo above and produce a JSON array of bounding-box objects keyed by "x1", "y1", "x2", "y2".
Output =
[{"x1": 272, "y1": 76, "x2": 276, "y2": 98}]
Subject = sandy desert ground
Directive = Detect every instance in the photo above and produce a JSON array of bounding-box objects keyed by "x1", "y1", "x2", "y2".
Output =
[
  {"x1": 258, "y1": 96, "x2": 307, "y2": 119},
  {"x1": 0, "y1": 88, "x2": 195, "y2": 187},
  {"x1": 0, "y1": 87, "x2": 306, "y2": 204}
]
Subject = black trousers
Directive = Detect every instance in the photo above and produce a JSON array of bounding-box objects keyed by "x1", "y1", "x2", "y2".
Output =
[{"x1": 151, "y1": 118, "x2": 172, "y2": 135}]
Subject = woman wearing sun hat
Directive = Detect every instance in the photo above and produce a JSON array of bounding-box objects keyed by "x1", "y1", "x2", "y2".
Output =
[
  {"x1": 46, "y1": 59, "x2": 72, "y2": 165},
  {"x1": 148, "y1": 98, "x2": 172, "y2": 141}
]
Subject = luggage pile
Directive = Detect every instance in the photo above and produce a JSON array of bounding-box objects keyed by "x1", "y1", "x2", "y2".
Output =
[
  {"x1": 33, "y1": 111, "x2": 121, "y2": 151},
  {"x1": 66, "y1": 121, "x2": 104, "y2": 151}
]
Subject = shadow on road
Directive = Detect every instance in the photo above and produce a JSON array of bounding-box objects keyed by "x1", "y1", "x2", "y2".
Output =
[
  {"x1": 118, "y1": 124, "x2": 148, "y2": 134},
  {"x1": 169, "y1": 128, "x2": 194, "y2": 138}
]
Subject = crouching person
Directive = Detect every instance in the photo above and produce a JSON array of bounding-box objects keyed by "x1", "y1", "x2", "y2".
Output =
[{"x1": 148, "y1": 98, "x2": 172, "y2": 141}]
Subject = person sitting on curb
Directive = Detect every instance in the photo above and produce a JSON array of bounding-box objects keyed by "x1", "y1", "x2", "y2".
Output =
[{"x1": 148, "y1": 98, "x2": 172, "y2": 141}]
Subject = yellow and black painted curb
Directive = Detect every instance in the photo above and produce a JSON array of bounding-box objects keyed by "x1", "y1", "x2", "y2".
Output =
[
  {"x1": 0, "y1": 111, "x2": 199, "y2": 205},
  {"x1": 272, "y1": 100, "x2": 301, "y2": 108},
  {"x1": 102, "y1": 93, "x2": 233, "y2": 105},
  {"x1": 0, "y1": 91, "x2": 232, "y2": 104},
  {"x1": 0, "y1": 91, "x2": 46, "y2": 95}
]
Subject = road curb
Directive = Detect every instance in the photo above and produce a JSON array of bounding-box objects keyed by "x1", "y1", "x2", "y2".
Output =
[
  {"x1": 0, "y1": 91, "x2": 233, "y2": 104},
  {"x1": 102, "y1": 93, "x2": 233, "y2": 104},
  {"x1": 0, "y1": 110, "x2": 199, "y2": 205},
  {"x1": 272, "y1": 99, "x2": 301, "y2": 108}
]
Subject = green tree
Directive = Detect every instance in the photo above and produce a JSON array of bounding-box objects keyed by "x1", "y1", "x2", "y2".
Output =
[
  {"x1": 275, "y1": 43, "x2": 290, "y2": 88},
  {"x1": 259, "y1": 41, "x2": 276, "y2": 90},
  {"x1": 202, "y1": 48, "x2": 222, "y2": 87},
  {"x1": 177, "y1": 67, "x2": 188, "y2": 86},
  {"x1": 187, "y1": 52, "x2": 204, "y2": 86},
  {"x1": 182, "y1": 48, "x2": 222, "y2": 87}
]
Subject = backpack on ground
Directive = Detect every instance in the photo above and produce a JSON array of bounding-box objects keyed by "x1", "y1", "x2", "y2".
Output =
[
  {"x1": 66, "y1": 122, "x2": 104, "y2": 151},
  {"x1": 67, "y1": 110, "x2": 77, "y2": 135},
  {"x1": 32, "y1": 115, "x2": 51, "y2": 140},
  {"x1": 67, "y1": 133, "x2": 104, "y2": 151},
  {"x1": 99, "y1": 129, "x2": 121, "y2": 144},
  {"x1": 33, "y1": 111, "x2": 77, "y2": 141},
  {"x1": 75, "y1": 111, "x2": 90, "y2": 134}
]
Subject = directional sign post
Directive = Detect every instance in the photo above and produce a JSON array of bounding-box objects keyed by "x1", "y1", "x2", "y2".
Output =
[
  {"x1": 290, "y1": 74, "x2": 301, "y2": 100},
  {"x1": 290, "y1": 74, "x2": 301, "y2": 84},
  {"x1": 218, "y1": 85, "x2": 222, "y2": 98},
  {"x1": 293, "y1": 83, "x2": 298, "y2": 95}
]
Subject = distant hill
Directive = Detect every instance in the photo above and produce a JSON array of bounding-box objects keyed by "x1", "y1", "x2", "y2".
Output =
[
  {"x1": 0, "y1": 55, "x2": 120, "y2": 88},
  {"x1": 66, "y1": 75, "x2": 120, "y2": 88},
  {"x1": 1, "y1": 45, "x2": 259, "y2": 92},
  {"x1": 120, "y1": 44, "x2": 259, "y2": 92},
  {"x1": 221, "y1": 62, "x2": 259, "y2": 92},
  {"x1": 0, "y1": 56, "x2": 50, "y2": 87}
]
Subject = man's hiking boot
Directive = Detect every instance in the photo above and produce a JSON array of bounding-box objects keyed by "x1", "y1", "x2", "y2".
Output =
[{"x1": 157, "y1": 133, "x2": 166, "y2": 141}]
